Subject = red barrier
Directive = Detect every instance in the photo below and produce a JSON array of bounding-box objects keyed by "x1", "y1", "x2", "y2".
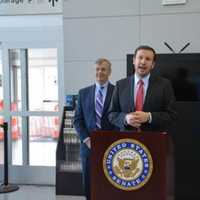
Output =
[{"x1": 0, "y1": 100, "x2": 20, "y2": 141}]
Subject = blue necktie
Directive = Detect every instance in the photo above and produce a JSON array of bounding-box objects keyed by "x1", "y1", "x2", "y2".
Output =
[{"x1": 95, "y1": 87, "x2": 104, "y2": 129}]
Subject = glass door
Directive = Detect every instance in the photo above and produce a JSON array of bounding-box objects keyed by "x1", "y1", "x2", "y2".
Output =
[
  {"x1": 27, "y1": 48, "x2": 59, "y2": 166},
  {"x1": 0, "y1": 47, "x2": 61, "y2": 185}
]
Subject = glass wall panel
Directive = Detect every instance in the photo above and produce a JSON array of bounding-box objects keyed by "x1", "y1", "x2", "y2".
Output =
[
  {"x1": 12, "y1": 116, "x2": 22, "y2": 165},
  {"x1": 28, "y1": 49, "x2": 58, "y2": 111},
  {"x1": 9, "y1": 49, "x2": 21, "y2": 111},
  {"x1": 0, "y1": 116, "x2": 4, "y2": 164},
  {"x1": 0, "y1": 49, "x2": 3, "y2": 111},
  {"x1": 29, "y1": 116, "x2": 58, "y2": 166},
  {"x1": 0, "y1": 49, "x2": 4, "y2": 164}
]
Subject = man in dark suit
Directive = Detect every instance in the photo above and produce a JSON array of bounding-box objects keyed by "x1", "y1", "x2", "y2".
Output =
[
  {"x1": 109, "y1": 45, "x2": 177, "y2": 131},
  {"x1": 74, "y1": 58, "x2": 115, "y2": 200}
]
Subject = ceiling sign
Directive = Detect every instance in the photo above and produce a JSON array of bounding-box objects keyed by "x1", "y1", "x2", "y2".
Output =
[{"x1": 0, "y1": 0, "x2": 62, "y2": 15}]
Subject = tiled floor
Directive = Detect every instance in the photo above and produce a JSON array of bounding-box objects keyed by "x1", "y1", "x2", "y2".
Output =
[{"x1": 0, "y1": 185, "x2": 85, "y2": 200}]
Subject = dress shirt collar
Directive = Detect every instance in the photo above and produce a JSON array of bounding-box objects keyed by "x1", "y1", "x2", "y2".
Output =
[
  {"x1": 95, "y1": 81, "x2": 109, "y2": 90},
  {"x1": 95, "y1": 81, "x2": 109, "y2": 105},
  {"x1": 134, "y1": 73, "x2": 150, "y2": 86}
]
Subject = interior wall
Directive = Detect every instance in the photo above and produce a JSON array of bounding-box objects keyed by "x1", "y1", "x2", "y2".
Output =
[
  {"x1": 63, "y1": 0, "x2": 200, "y2": 93},
  {"x1": 0, "y1": 15, "x2": 63, "y2": 42}
]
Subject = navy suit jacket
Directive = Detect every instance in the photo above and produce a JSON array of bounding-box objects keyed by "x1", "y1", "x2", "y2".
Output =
[
  {"x1": 74, "y1": 83, "x2": 115, "y2": 157},
  {"x1": 108, "y1": 75, "x2": 177, "y2": 132}
]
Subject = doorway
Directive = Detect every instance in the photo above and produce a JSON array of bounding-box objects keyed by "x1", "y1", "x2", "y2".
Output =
[{"x1": 0, "y1": 46, "x2": 61, "y2": 184}]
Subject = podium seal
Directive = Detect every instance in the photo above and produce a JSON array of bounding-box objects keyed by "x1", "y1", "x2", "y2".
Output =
[{"x1": 103, "y1": 138, "x2": 153, "y2": 191}]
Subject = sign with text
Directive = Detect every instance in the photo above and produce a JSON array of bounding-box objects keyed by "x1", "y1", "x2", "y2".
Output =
[{"x1": 0, "y1": 0, "x2": 62, "y2": 15}]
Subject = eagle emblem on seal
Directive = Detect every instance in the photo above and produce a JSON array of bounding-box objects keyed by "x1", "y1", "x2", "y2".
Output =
[{"x1": 114, "y1": 156, "x2": 140, "y2": 179}]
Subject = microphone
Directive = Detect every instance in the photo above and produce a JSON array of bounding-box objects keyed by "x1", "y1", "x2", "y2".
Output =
[
  {"x1": 164, "y1": 42, "x2": 175, "y2": 53},
  {"x1": 179, "y1": 42, "x2": 190, "y2": 53}
]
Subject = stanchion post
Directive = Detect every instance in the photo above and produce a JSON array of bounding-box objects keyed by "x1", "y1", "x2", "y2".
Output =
[
  {"x1": 4, "y1": 122, "x2": 8, "y2": 186},
  {"x1": 0, "y1": 122, "x2": 19, "y2": 193}
]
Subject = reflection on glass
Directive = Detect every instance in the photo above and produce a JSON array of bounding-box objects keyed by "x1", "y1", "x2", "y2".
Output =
[
  {"x1": 0, "y1": 116, "x2": 4, "y2": 164},
  {"x1": 28, "y1": 49, "x2": 58, "y2": 111},
  {"x1": 0, "y1": 48, "x2": 3, "y2": 165},
  {"x1": 0, "y1": 49, "x2": 3, "y2": 110},
  {"x1": 29, "y1": 116, "x2": 59, "y2": 166},
  {"x1": 9, "y1": 49, "x2": 21, "y2": 111},
  {"x1": 11, "y1": 116, "x2": 22, "y2": 165}
]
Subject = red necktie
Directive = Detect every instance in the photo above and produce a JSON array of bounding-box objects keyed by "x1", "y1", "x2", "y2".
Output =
[{"x1": 135, "y1": 80, "x2": 144, "y2": 111}]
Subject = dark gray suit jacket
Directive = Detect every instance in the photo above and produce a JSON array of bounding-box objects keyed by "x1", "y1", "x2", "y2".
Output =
[
  {"x1": 74, "y1": 83, "x2": 115, "y2": 157},
  {"x1": 108, "y1": 75, "x2": 177, "y2": 132}
]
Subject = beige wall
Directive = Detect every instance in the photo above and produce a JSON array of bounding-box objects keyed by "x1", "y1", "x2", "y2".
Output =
[{"x1": 63, "y1": 0, "x2": 200, "y2": 94}]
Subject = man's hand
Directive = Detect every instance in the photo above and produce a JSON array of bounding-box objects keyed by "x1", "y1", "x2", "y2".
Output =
[
  {"x1": 133, "y1": 111, "x2": 150, "y2": 123},
  {"x1": 125, "y1": 112, "x2": 141, "y2": 128},
  {"x1": 125, "y1": 111, "x2": 150, "y2": 127}
]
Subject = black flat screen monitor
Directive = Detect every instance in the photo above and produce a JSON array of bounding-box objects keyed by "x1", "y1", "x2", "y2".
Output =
[{"x1": 127, "y1": 53, "x2": 200, "y2": 101}]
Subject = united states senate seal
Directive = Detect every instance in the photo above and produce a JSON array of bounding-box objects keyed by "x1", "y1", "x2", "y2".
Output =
[{"x1": 103, "y1": 138, "x2": 153, "y2": 191}]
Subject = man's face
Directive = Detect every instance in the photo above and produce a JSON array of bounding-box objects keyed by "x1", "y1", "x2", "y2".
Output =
[
  {"x1": 95, "y1": 62, "x2": 111, "y2": 84},
  {"x1": 133, "y1": 49, "x2": 155, "y2": 77}
]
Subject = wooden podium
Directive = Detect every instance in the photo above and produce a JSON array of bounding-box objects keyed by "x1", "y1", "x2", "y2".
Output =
[{"x1": 91, "y1": 131, "x2": 174, "y2": 200}]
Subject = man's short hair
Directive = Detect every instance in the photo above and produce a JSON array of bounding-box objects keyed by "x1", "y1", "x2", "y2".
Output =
[
  {"x1": 134, "y1": 45, "x2": 156, "y2": 61},
  {"x1": 95, "y1": 58, "x2": 111, "y2": 70}
]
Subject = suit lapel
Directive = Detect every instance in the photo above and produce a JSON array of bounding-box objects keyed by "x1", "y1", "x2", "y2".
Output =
[
  {"x1": 129, "y1": 76, "x2": 135, "y2": 112},
  {"x1": 90, "y1": 85, "x2": 96, "y2": 125},
  {"x1": 102, "y1": 83, "x2": 113, "y2": 116},
  {"x1": 143, "y1": 75, "x2": 155, "y2": 111}
]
